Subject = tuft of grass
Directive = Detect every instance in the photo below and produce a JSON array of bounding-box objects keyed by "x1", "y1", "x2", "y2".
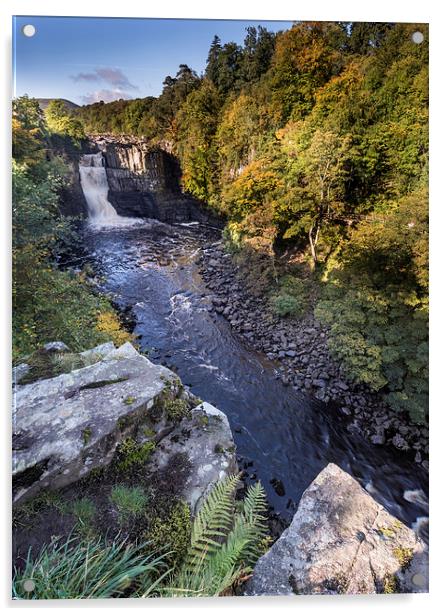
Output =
[
  {"x1": 12, "y1": 535, "x2": 169, "y2": 599},
  {"x1": 110, "y1": 486, "x2": 148, "y2": 523},
  {"x1": 70, "y1": 498, "x2": 96, "y2": 537}
]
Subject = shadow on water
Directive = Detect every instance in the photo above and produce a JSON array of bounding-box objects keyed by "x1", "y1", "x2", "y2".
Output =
[{"x1": 82, "y1": 221, "x2": 428, "y2": 541}]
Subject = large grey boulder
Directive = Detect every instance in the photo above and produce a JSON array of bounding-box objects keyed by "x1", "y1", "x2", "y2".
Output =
[
  {"x1": 148, "y1": 401, "x2": 237, "y2": 514},
  {"x1": 13, "y1": 343, "x2": 175, "y2": 504},
  {"x1": 13, "y1": 342, "x2": 238, "y2": 513},
  {"x1": 246, "y1": 463, "x2": 428, "y2": 596}
]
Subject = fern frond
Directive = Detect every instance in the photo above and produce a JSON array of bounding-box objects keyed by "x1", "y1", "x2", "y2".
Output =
[{"x1": 185, "y1": 474, "x2": 240, "y2": 571}]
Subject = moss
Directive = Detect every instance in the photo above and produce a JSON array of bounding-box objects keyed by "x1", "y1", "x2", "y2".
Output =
[
  {"x1": 198, "y1": 415, "x2": 209, "y2": 427},
  {"x1": 114, "y1": 437, "x2": 155, "y2": 472},
  {"x1": 145, "y1": 500, "x2": 191, "y2": 568},
  {"x1": 378, "y1": 520, "x2": 404, "y2": 539},
  {"x1": 142, "y1": 427, "x2": 156, "y2": 438},
  {"x1": 13, "y1": 490, "x2": 67, "y2": 521},
  {"x1": 164, "y1": 398, "x2": 191, "y2": 422},
  {"x1": 123, "y1": 395, "x2": 136, "y2": 406},
  {"x1": 393, "y1": 546, "x2": 414, "y2": 571},
  {"x1": 214, "y1": 443, "x2": 225, "y2": 454},
  {"x1": 82, "y1": 426, "x2": 92, "y2": 446},
  {"x1": 383, "y1": 573, "x2": 400, "y2": 594}
]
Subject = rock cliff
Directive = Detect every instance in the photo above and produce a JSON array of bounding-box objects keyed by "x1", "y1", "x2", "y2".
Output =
[{"x1": 93, "y1": 135, "x2": 223, "y2": 226}]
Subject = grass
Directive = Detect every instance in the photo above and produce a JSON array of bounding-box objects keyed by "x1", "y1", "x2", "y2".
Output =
[
  {"x1": 12, "y1": 535, "x2": 169, "y2": 599},
  {"x1": 68, "y1": 498, "x2": 97, "y2": 538},
  {"x1": 110, "y1": 486, "x2": 148, "y2": 523}
]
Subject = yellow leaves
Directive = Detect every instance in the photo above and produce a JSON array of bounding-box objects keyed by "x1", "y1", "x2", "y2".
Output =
[{"x1": 96, "y1": 311, "x2": 134, "y2": 348}]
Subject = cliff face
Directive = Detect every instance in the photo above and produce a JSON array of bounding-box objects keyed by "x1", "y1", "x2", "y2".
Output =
[{"x1": 93, "y1": 135, "x2": 223, "y2": 226}]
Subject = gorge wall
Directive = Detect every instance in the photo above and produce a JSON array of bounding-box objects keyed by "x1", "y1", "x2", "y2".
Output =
[
  {"x1": 95, "y1": 136, "x2": 223, "y2": 226},
  {"x1": 57, "y1": 134, "x2": 223, "y2": 226}
]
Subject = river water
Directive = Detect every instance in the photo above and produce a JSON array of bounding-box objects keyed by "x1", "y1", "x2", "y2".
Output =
[{"x1": 81, "y1": 220, "x2": 428, "y2": 540}]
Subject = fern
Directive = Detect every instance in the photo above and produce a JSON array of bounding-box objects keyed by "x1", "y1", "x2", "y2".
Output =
[
  {"x1": 186, "y1": 474, "x2": 240, "y2": 570},
  {"x1": 162, "y1": 476, "x2": 268, "y2": 597}
]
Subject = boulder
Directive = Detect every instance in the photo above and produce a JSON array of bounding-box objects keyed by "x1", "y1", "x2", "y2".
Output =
[
  {"x1": 246, "y1": 463, "x2": 428, "y2": 596},
  {"x1": 12, "y1": 342, "x2": 173, "y2": 504},
  {"x1": 149, "y1": 401, "x2": 237, "y2": 514},
  {"x1": 13, "y1": 342, "x2": 238, "y2": 513}
]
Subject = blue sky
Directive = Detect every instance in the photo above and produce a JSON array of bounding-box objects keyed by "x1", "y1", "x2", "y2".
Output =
[{"x1": 13, "y1": 16, "x2": 293, "y2": 105}]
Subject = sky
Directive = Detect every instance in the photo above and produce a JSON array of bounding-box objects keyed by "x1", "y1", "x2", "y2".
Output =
[{"x1": 13, "y1": 16, "x2": 293, "y2": 105}]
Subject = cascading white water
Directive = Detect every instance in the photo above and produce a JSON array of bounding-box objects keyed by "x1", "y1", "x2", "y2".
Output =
[{"x1": 79, "y1": 153, "x2": 122, "y2": 224}]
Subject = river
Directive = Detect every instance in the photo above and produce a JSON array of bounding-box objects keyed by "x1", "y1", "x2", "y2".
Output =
[{"x1": 80, "y1": 219, "x2": 428, "y2": 541}]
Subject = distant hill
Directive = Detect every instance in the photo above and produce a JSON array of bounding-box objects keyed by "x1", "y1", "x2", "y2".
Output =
[{"x1": 37, "y1": 98, "x2": 80, "y2": 111}]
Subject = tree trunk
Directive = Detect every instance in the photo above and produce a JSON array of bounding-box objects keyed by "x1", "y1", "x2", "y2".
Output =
[{"x1": 309, "y1": 221, "x2": 319, "y2": 266}]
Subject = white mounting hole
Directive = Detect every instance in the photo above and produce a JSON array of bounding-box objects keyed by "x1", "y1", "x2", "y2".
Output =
[
  {"x1": 412, "y1": 31, "x2": 424, "y2": 44},
  {"x1": 22, "y1": 24, "x2": 36, "y2": 37}
]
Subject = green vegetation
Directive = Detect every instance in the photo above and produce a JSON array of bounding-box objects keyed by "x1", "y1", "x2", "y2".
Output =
[
  {"x1": 145, "y1": 500, "x2": 192, "y2": 568},
  {"x1": 72, "y1": 21, "x2": 428, "y2": 425},
  {"x1": 163, "y1": 475, "x2": 268, "y2": 597},
  {"x1": 44, "y1": 99, "x2": 85, "y2": 144},
  {"x1": 12, "y1": 536, "x2": 168, "y2": 599},
  {"x1": 114, "y1": 437, "x2": 156, "y2": 472},
  {"x1": 70, "y1": 498, "x2": 96, "y2": 536},
  {"x1": 13, "y1": 476, "x2": 269, "y2": 599},
  {"x1": 110, "y1": 486, "x2": 148, "y2": 523},
  {"x1": 164, "y1": 398, "x2": 192, "y2": 422},
  {"x1": 12, "y1": 95, "x2": 132, "y2": 362}
]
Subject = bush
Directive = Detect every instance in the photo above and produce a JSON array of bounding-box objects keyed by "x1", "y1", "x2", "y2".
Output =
[
  {"x1": 315, "y1": 281, "x2": 428, "y2": 423},
  {"x1": 271, "y1": 293, "x2": 301, "y2": 316}
]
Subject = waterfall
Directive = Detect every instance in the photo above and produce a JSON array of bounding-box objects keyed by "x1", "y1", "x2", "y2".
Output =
[{"x1": 79, "y1": 153, "x2": 138, "y2": 227}]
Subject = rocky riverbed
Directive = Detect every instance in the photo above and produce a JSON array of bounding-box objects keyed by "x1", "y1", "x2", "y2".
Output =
[{"x1": 198, "y1": 240, "x2": 428, "y2": 467}]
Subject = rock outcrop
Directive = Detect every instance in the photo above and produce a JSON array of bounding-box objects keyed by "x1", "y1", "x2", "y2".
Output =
[
  {"x1": 92, "y1": 135, "x2": 223, "y2": 226},
  {"x1": 12, "y1": 342, "x2": 236, "y2": 509},
  {"x1": 148, "y1": 401, "x2": 237, "y2": 514},
  {"x1": 246, "y1": 463, "x2": 428, "y2": 595}
]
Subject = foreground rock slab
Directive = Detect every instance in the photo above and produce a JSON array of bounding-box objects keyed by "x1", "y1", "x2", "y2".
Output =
[
  {"x1": 13, "y1": 342, "x2": 174, "y2": 504},
  {"x1": 246, "y1": 463, "x2": 428, "y2": 595}
]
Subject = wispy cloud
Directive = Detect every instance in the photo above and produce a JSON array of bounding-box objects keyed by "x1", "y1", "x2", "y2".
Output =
[
  {"x1": 80, "y1": 89, "x2": 134, "y2": 104},
  {"x1": 71, "y1": 67, "x2": 138, "y2": 90}
]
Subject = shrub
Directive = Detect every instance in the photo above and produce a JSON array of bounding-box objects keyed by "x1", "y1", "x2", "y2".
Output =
[
  {"x1": 110, "y1": 486, "x2": 148, "y2": 523},
  {"x1": 271, "y1": 293, "x2": 301, "y2": 317},
  {"x1": 315, "y1": 280, "x2": 428, "y2": 423}
]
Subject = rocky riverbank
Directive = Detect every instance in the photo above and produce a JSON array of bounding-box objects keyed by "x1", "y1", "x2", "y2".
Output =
[{"x1": 197, "y1": 240, "x2": 428, "y2": 468}]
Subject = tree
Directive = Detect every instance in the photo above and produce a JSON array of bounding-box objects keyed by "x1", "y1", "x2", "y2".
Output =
[
  {"x1": 45, "y1": 99, "x2": 85, "y2": 142},
  {"x1": 205, "y1": 35, "x2": 222, "y2": 85},
  {"x1": 279, "y1": 123, "x2": 352, "y2": 264}
]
